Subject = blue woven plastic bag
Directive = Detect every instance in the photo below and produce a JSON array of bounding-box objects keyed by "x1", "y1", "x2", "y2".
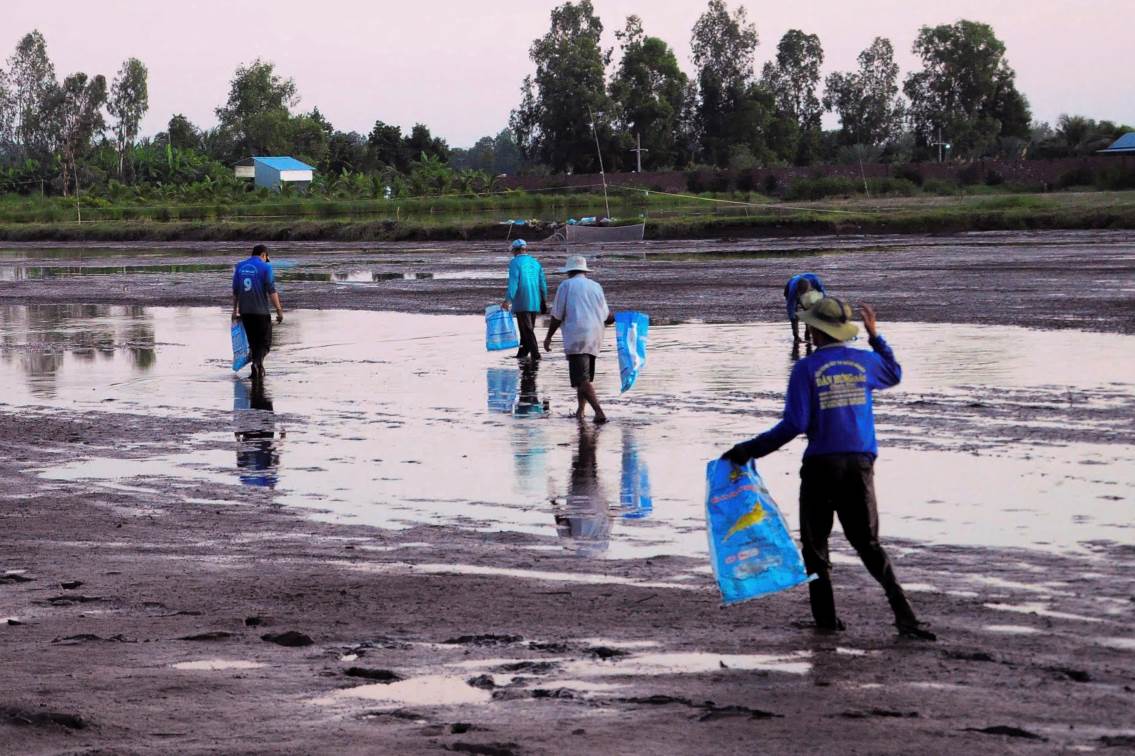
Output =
[
  {"x1": 615, "y1": 311, "x2": 649, "y2": 393},
  {"x1": 705, "y1": 459, "x2": 810, "y2": 605},
  {"x1": 231, "y1": 321, "x2": 251, "y2": 372},
  {"x1": 485, "y1": 305, "x2": 520, "y2": 351}
]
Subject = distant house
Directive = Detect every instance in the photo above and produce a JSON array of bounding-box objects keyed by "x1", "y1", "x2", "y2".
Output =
[
  {"x1": 1098, "y1": 133, "x2": 1135, "y2": 154},
  {"x1": 233, "y1": 156, "x2": 315, "y2": 191}
]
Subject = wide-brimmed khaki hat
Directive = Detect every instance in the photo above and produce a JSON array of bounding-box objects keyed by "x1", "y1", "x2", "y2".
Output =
[
  {"x1": 559, "y1": 255, "x2": 590, "y2": 273},
  {"x1": 800, "y1": 296, "x2": 859, "y2": 341}
]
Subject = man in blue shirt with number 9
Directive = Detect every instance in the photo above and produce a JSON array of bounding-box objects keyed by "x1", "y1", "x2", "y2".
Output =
[{"x1": 232, "y1": 244, "x2": 284, "y2": 381}]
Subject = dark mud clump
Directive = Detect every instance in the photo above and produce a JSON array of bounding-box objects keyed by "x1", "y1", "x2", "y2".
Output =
[
  {"x1": 0, "y1": 707, "x2": 88, "y2": 730},
  {"x1": 344, "y1": 667, "x2": 403, "y2": 683},
  {"x1": 262, "y1": 631, "x2": 314, "y2": 647},
  {"x1": 444, "y1": 634, "x2": 523, "y2": 647},
  {"x1": 178, "y1": 631, "x2": 234, "y2": 642},
  {"x1": 965, "y1": 725, "x2": 1047, "y2": 741}
]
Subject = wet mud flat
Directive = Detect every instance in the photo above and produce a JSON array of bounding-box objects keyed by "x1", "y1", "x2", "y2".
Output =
[
  {"x1": 2, "y1": 406, "x2": 1133, "y2": 755},
  {"x1": 0, "y1": 229, "x2": 1133, "y2": 333},
  {"x1": 0, "y1": 308, "x2": 1132, "y2": 752}
]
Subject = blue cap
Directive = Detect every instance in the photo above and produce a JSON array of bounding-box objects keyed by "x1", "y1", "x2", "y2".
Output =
[{"x1": 510, "y1": 239, "x2": 527, "y2": 250}]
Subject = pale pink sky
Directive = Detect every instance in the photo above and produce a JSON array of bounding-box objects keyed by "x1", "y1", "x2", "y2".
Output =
[{"x1": 5, "y1": 0, "x2": 1132, "y2": 147}]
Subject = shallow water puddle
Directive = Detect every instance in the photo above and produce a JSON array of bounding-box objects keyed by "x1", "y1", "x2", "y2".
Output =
[
  {"x1": 984, "y1": 602, "x2": 1104, "y2": 623},
  {"x1": 560, "y1": 651, "x2": 812, "y2": 677},
  {"x1": 172, "y1": 659, "x2": 266, "y2": 671},
  {"x1": 1094, "y1": 637, "x2": 1135, "y2": 651},
  {"x1": 316, "y1": 675, "x2": 493, "y2": 707},
  {"x1": 2, "y1": 305, "x2": 1131, "y2": 559}
]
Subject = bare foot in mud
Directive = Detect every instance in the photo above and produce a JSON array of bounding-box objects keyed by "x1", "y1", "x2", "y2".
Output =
[{"x1": 594, "y1": 412, "x2": 608, "y2": 424}]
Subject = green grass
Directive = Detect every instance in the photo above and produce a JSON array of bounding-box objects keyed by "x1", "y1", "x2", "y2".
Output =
[{"x1": 0, "y1": 190, "x2": 1132, "y2": 242}]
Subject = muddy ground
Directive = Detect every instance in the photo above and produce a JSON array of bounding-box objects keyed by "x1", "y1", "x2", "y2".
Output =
[
  {"x1": 2, "y1": 231, "x2": 1134, "y2": 755},
  {"x1": 1, "y1": 230, "x2": 1133, "y2": 333}
]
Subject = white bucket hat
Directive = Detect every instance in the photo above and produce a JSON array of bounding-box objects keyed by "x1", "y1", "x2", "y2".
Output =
[{"x1": 559, "y1": 255, "x2": 591, "y2": 273}]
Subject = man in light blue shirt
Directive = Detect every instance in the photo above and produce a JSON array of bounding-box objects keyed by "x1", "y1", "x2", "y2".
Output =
[{"x1": 502, "y1": 239, "x2": 548, "y2": 362}]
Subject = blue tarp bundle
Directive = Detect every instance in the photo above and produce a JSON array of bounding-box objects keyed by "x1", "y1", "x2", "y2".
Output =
[
  {"x1": 231, "y1": 321, "x2": 251, "y2": 372},
  {"x1": 615, "y1": 311, "x2": 649, "y2": 393},
  {"x1": 485, "y1": 305, "x2": 520, "y2": 352},
  {"x1": 704, "y1": 459, "x2": 811, "y2": 605}
]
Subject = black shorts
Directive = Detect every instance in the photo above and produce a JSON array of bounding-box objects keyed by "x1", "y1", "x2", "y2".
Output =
[
  {"x1": 241, "y1": 314, "x2": 273, "y2": 361},
  {"x1": 567, "y1": 354, "x2": 596, "y2": 388}
]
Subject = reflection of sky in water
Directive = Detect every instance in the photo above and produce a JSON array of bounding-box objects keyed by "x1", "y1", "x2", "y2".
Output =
[{"x1": 8, "y1": 305, "x2": 1132, "y2": 559}]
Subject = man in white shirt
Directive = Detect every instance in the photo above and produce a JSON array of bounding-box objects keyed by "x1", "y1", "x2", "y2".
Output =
[{"x1": 544, "y1": 255, "x2": 615, "y2": 423}]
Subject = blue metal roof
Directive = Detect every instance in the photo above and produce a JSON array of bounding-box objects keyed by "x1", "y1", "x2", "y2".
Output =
[
  {"x1": 1100, "y1": 133, "x2": 1135, "y2": 153},
  {"x1": 253, "y1": 156, "x2": 315, "y2": 171}
]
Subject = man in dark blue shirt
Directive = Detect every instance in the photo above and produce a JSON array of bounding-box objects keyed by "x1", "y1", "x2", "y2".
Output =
[
  {"x1": 232, "y1": 244, "x2": 284, "y2": 381},
  {"x1": 723, "y1": 297, "x2": 935, "y2": 640},
  {"x1": 784, "y1": 272, "x2": 824, "y2": 344}
]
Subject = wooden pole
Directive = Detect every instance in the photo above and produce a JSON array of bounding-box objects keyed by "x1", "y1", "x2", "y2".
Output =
[{"x1": 588, "y1": 106, "x2": 611, "y2": 219}]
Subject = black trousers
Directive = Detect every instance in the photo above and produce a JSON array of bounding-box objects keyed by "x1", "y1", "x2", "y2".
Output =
[
  {"x1": 515, "y1": 311, "x2": 540, "y2": 360},
  {"x1": 241, "y1": 313, "x2": 273, "y2": 364},
  {"x1": 799, "y1": 453, "x2": 917, "y2": 627}
]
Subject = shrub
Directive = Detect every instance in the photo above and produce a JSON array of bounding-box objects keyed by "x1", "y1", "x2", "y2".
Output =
[
  {"x1": 892, "y1": 164, "x2": 924, "y2": 186},
  {"x1": 1057, "y1": 166, "x2": 1096, "y2": 189},
  {"x1": 784, "y1": 176, "x2": 860, "y2": 201},
  {"x1": 958, "y1": 163, "x2": 984, "y2": 186}
]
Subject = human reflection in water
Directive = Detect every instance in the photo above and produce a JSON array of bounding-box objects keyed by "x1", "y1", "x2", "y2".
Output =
[
  {"x1": 508, "y1": 364, "x2": 550, "y2": 498},
  {"x1": 553, "y1": 423, "x2": 611, "y2": 556},
  {"x1": 233, "y1": 378, "x2": 282, "y2": 488},
  {"x1": 515, "y1": 362, "x2": 550, "y2": 417}
]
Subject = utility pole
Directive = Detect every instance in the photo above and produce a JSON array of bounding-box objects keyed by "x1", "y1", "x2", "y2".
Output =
[
  {"x1": 932, "y1": 126, "x2": 951, "y2": 163},
  {"x1": 629, "y1": 132, "x2": 649, "y2": 173}
]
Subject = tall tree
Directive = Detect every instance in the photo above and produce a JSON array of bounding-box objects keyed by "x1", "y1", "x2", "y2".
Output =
[
  {"x1": 47, "y1": 72, "x2": 107, "y2": 195},
  {"x1": 167, "y1": 113, "x2": 200, "y2": 150},
  {"x1": 405, "y1": 123, "x2": 449, "y2": 163},
  {"x1": 108, "y1": 57, "x2": 148, "y2": 179},
  {"x1": 215, "y1": 59, "x2": 298, "y2": 159},
  {"x1": 823, "y1": 37, "x2": 905, "y2": 148},
  {"x1": 324, "y1": 130, "x2": 367, "y2": 174},
  {"x1": 6, "y1": 31, "x2": 56, "y2": 156},
  {"x1": 289, "y1": 112, "x2": 330, "y2": 168},
  {"x1": 903, "y1": 20, "x2": 1032, "y2": 159},
  {"x1": 0, "y1": 68, "x2": 12, "y2": 149},
  {"x1": 690, "y1": 0, "x2": 760, "y2": 166},
  {"x1": 509, "y1": 0, "x2": 611, "y2": 173},
  {"x1": 761, "y1": 30, "x2": 824, "y2": 164},
  {"x1": 762, "y1": 30, "x2": 824, "y2": 131},
  {"x1": 609, "y1": 16, "x2": 689, "y2": 169},
  {"x1": 366, "y1": 120, "x2": 406, "y2": 171}
]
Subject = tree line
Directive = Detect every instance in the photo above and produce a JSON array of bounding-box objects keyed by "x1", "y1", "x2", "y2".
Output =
[
  {"x1": 0, "y1": 31, "x2": 520, "y2": 198},
  {"x1": 0, "y1": 3, "x2": 1131, "y2": 200},
  {"x1": 510, "y1": 0, "x2": 1130, "y2": 173}
]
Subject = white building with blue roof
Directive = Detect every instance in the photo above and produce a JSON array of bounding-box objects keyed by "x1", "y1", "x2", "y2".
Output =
[
  {"x1": 1099, "y1": 133, "x2": 1135, "y2": 154},
  {"x1": 234, "y1": 156, "x2": 315, "y2": 191}
]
